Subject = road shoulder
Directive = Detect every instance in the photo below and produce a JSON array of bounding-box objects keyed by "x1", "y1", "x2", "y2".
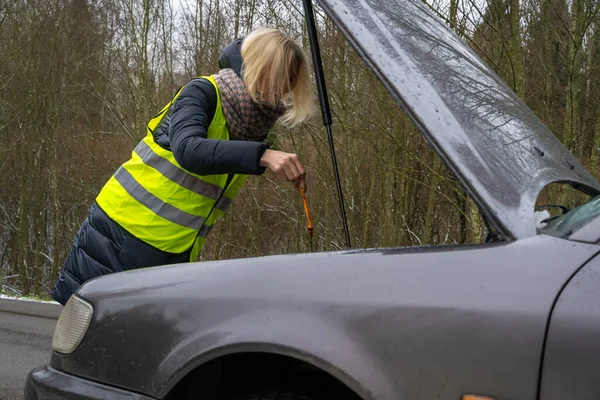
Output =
[{"x1": 0, "y1": 297, "x2": 62, "y2": 319}]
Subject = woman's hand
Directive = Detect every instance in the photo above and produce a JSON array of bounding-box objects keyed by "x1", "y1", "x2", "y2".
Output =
[{"x1": 260, "y1": 149, "x2": 306, "y2": 188}]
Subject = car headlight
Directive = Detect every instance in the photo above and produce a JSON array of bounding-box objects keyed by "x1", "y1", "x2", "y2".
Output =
[{"x1": 52, "y1": 295, "x2": 94, "y2": 354}]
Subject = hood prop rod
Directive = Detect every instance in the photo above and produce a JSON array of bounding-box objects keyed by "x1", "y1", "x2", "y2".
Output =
[{"x1": 302, "y1": 0, "x2": 352, "y2": 249}]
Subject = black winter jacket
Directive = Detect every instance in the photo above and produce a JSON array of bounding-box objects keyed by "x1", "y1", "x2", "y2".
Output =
[{"x1": 52, "y1": 51, "x2": 270, "y2": 305}]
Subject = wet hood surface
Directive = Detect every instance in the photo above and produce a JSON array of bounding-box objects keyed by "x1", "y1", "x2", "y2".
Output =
[{"x1": 316, "y1": 0, "x2": 600, "y2": 239}]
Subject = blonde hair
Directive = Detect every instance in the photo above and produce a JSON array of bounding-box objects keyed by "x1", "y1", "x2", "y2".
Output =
[{"x1": 241, "y1": 27, "x2": 315, "y2": 127}]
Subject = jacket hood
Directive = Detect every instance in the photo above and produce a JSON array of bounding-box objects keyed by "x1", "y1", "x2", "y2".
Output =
[
  {"x1": 218, "y1": 37, "x2": 244, "y2": 76},
  {"x1": 316, "y1": 0, "x2": 600, "y2": 240}
]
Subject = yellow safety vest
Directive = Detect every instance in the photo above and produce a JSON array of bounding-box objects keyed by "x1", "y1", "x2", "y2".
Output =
[{"x1": 96, "y1": 75, "x2": 248, "y2": 261}]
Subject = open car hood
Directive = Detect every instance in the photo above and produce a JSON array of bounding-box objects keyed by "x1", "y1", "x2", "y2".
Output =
[{"x1": 316, "y1": 0, "x2": 600, "y2": 239}]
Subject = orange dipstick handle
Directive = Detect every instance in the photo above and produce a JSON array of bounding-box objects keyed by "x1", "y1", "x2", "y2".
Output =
[{"x1": 298, "y1": 186, "x2": 313, "y2": 238}]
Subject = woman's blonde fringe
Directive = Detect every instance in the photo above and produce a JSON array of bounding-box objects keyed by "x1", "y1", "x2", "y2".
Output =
[{"x1": 241, "y1": 27, "x2": 316, "y2": 127}]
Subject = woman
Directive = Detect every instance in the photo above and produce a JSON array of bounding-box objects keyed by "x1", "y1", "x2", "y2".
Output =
[{"x1": 51, "y1": 27, "x2": 315, "y2": 305}]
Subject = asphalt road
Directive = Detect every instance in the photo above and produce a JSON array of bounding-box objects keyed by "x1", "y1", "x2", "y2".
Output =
[{"x1": 0, "y1": 311, "x2": 56, "y2": 400}]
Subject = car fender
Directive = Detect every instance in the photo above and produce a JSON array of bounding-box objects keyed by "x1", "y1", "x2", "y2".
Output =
[{"x1": 156, "y1": 309, "x2": 394, "y2": 399}]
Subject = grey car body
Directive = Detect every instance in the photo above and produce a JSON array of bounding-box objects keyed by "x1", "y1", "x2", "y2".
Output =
[{"x1": 25, "y1": 0, "x2": 600, "y2": 399}]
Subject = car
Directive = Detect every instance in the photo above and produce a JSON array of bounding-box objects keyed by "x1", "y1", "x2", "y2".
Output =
[{"x1": 25, "y1": 0, "x2": 600, "y2": 399}]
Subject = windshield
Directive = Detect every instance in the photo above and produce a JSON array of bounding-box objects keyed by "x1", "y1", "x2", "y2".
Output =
[{"x1": 539, "y1": 196, "x2": 600, "y2": 238}]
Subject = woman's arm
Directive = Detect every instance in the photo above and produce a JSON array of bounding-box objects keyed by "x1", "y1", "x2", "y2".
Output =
[{"x1": 169, "y1": 78, "x2": 269, "y2": 176}]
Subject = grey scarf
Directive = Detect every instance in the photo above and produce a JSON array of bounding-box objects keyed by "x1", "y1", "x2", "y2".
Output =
[{"x1": 213, "y1": 68, "x2": 286, "y2": 142}]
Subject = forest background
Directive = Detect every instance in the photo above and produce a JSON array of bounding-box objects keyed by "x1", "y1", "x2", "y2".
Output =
[{"x1": 1, "y1": 0, "x2": 599, "y2": 297}]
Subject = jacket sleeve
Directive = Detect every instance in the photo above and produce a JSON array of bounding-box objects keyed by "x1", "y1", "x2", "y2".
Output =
[{"x1": 168, "y1": 78, "x2": 270, "y2": 176}]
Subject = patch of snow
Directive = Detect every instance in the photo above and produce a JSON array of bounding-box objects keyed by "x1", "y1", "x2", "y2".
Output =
[{"x1": 0, "y1": 293, "x2": 60, "y2": 304}]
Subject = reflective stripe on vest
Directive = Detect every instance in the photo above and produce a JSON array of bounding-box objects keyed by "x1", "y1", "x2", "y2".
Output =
[
  {"x1": 132, "y1": 140, "x2": 232, "y2": 212},
  {"x1": 96, "y1": 75, "x2": 248, "y2": 256},
  {"x1": 113, "y1": 166, "x2": 207, "y2": 230},
  {"x1": 198, "y1": 223, "x2": 213, "y2": 238}
]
